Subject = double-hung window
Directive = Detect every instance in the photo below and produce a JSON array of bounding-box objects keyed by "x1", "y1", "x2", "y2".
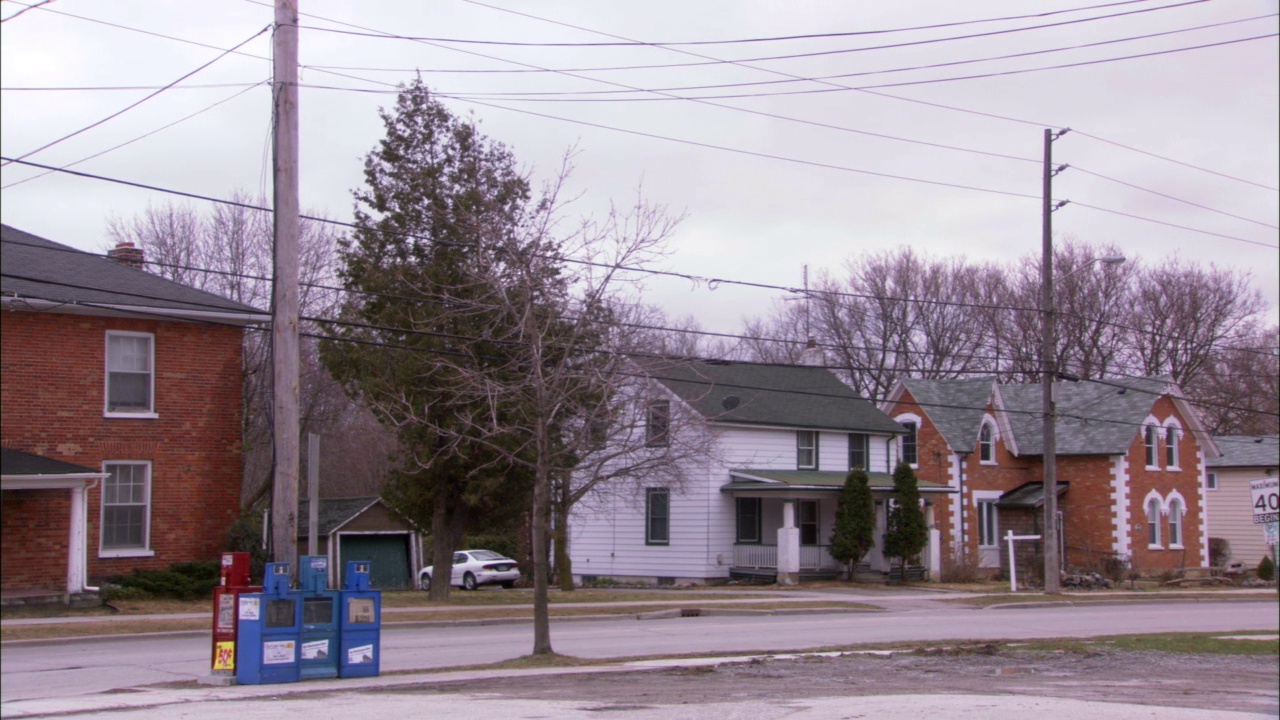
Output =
[
  {"x1": 105, "y1": 332, "x2": 155, "y2": 416},
  {"x1": 796, "y1": 431, "x2": 818, "y2": 470},
  {"x1": 798, "y1": 500, "x2": 819, "y2": 546},
  {"x1": 1146, "y1": 497, "x2": 1162, "y2": 547},
  {"x1": 978, "y1": 500, "x2": 998, "y2": 547},
  {"x1": 735, "y1": 497, "x2": 762, "y2": 544},
  {"x1": 1144, "y1": 425, "x2": 1159, "y2": 468},
  {"x1": 101, "y1": 461, "x2": 151, "y2": 555},
  {"x1": 645, "y1": 488, "x2": 670, "y2": 545},
  {"x1": 1206, "y1": 472, "x2": 1218, "y2": 490},
  {"x1": 1168, "y1": 499, "x2": 1183, "y2": 547},
  {"x1": 645, "y1": 401, "x2": 670, "y2": 447},
  {"x1": 848, "y1": 433, "x2": 869, "y2": 471},
  {"x1": 1164, "y1": 426, "x2": 1179, "y2": 468},
  {"x1": 979, "y1": 422, "x2": 995, "y2": 463},
  {"x1": 900, "y1": 422, "x2": 918, "y2": 466}
]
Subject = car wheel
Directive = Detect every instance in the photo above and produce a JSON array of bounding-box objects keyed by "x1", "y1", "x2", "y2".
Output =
[
  {"x1": 463, "y1": 572, "x2": 478, "y2": 591},
  {"x1": 500, "y1": 581, "x2": 515, "y2": 589},
  {"x1": 420, "y1": 574, "x2": 431, "y2": 592}
]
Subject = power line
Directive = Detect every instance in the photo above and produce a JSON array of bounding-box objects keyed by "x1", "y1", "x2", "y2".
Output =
[
  {"x1": 0, "y1": 82, "x2": 262, "y2": 91},
  {"x1": 1074, "y1": 129, "x2": 1280, "y2": 193},
  {"x1": 0, "y1": 26, "x2": 269, "y2": 168},
  {"x1": 2, "y1": 80, "x2": 268, "y2": 191},
  {"x1": 1066, "y1": 165, "x2": 1279, "y2": 230}
]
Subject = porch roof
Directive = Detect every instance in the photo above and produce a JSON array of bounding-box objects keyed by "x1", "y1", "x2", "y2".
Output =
[
  {"x1": 995, "y1": 481, "x2": 1069, "y2": 508},
  {"x1": 722, "y1": 469, "x2": 953, "y2": 493}
]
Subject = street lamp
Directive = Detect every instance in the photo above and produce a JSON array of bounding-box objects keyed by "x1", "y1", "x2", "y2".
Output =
[{"x1": 1041, "y1": 252, "x2": 1125, "y2": 594}]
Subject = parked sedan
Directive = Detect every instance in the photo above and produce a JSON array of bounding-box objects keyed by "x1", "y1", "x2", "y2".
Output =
[{"x1": 419, "y1": 550, "x2": 519, "y2": 591}]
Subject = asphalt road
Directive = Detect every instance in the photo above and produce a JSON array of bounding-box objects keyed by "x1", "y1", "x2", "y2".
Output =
[{"x1": 2, "y1": 598, "x2": 1276, "y2": 705}]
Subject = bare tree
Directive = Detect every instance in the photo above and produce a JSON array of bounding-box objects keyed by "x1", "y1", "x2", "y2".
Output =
[{"x1": 1184, "y1": 323, "x2": 1279, "y2": 435}]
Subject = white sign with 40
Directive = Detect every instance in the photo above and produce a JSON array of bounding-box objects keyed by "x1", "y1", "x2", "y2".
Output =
[{"x1": 1249, "y1": 477, "x2": 1279, "y2": 525}]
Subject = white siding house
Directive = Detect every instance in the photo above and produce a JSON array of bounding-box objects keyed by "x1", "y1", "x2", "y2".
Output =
[{"x1": 568, "y1": 360, "x2": 951, "y2": 585}]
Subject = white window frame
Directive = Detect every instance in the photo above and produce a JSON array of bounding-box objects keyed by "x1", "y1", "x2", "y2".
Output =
[
  {"x1": 796, "y1": 430, "x2": 818, "y2": 470},
  {"x1": 976, "y1": 496, "x2": 1000, "y2": 548},
  {"x1": 847, "y1": 433, "x2": 869, "y2": 471},
  {"x1": 104, "y1": 331, "x2": 158, "y2": 418},
  {"x1": 1143, "y1": 424, "x2": 1159, "y2": 469},
  {"x1": 100, "y1": 460, "x2": 154, "y2": 557},
  {"x1": 645, "y1": 487, "x2": 670, "y2": 546},
  {"x1": 1163, "y1": 421, "x2": 1181, "y2": 470},
  {"x1": 1145, "y1": 494, "x2": 1162, "y2": 549},
  {"x1": 978, "y1": 419, "x2": 996, "y2": 465},
  {"x1": 1167, "y1": 498, "x2": 1183, "y2": 548},
  {"x1": 645, "y1": 400, "x2": 670, "y2": 448},
  {"x1": 895, "y1": 414, "x2": 921, "y2": 468}
]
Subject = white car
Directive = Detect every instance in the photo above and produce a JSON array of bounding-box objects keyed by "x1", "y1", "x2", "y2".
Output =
[{"x1": 419, "y1": 550, "x2": 519, "y2": 591}]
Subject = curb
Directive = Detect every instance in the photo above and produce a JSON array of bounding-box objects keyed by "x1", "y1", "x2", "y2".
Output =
[{"x1": 983, "y1": 595, "x2": 1279, "y2": 610}]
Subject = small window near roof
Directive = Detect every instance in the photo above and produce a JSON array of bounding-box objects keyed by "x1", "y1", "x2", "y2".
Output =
[
  {"x1": 1206, "y1": 472, "x2": 1218, "y2": 490},
  {"x1": 796, "y1": 431, "x2": 818, "y2": 470},
  {"x1": 848, "y1": 433, "x2": 869, "y2": 471},
  {"x1": 979, "y1": 422, "x2": 995, "y2": 463},
  {"x1": 106, "y1": 332, "x2": 154, "y2": 415},
  {"x1": 1165, "y1": 426, "x2": 1179, "y2": 468},
  {"x1": 900, "y1": 422, "x2": 918, "y2": 466},
  {"x1": 1144, "y1": 425, "x2": 1159, "y2": 468},
  {"x1": 646, "y1": 400, "x2": 670, "y2": 447}
]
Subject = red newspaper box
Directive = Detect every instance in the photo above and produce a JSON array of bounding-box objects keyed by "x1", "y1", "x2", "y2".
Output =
[{"x1": 212, "y1": 552, "x2": 262, "y2": 673}]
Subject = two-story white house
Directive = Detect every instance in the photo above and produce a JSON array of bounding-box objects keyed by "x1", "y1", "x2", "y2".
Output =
[{"x1": 567, "y1": 359, "x2": 952, "y2": 585}]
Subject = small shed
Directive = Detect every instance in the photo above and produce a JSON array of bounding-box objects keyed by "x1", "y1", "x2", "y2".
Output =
[{"x1": 297, "y1": 496, "x2": 422, "y2": 590}]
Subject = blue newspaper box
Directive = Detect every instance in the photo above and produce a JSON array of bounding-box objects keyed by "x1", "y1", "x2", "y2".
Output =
[
  {"x1": 236, "y1": 562, "x2": 301, "y2": 685},
  {"x1": 297, "y1": 555, "x2": 339, "y2": 680},
  {"x1": 338, "y1": 560, "x2": 381, "y2": 678}
]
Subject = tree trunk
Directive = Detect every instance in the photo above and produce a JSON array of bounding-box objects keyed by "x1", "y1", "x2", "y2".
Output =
[
  {"x1": 428, "y1": 491, "x2": 452, "y2": 601},
  {"x1": 531, "y1": 415, "x2": 554, "y2": 655}
]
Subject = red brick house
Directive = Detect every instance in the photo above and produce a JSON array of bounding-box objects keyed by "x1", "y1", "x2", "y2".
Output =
[
  {"x1": 1, "y1": 225, "x2": 268, "y2": 602},
  {"x1": 883, "y1": 375, "x2": 1216, "y2": 580}
]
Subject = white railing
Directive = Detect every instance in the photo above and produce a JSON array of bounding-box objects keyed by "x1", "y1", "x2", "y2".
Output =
[
  {"x1": 733, "y1": 544, "x2": 776, "y2": 569},
  {"x1": 733, "y1": 544, "x2": 838, "y2": 570}
]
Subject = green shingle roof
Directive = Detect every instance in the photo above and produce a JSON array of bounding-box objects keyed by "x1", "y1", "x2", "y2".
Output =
[
  {"x1": 643, "y1": 359, "x2": 905, "y2": 434},
  {"x1": 297, "y1": 496, "x2": 381, "y2": 537},
  {"x1": 1207, "y1": 435, "x2": 1279, "y2": 468}
]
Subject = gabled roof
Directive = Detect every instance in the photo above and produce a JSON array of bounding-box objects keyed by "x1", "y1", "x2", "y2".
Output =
[
  {"x1": 891, "y1": 377, "x2": 996, "y2": 454},
  {"x1": 297, "y1": 496, "x2": 384, "y2": 537},
  {"x1": 1, "y1": 447, "x2": 99, "y2": 476},
  {"x1": 642, "y1": 359, "x2": 905, "y2": 434},
  {"x1": 997, "y1": 375, "x2": 1184, "y2": 456},
  {"x1": 1, "y1": 224, "x2": 266, "y2": 322},
  {"x1": 723, "y1": 469, "x2": 953, "y2": 493},
  {"x1": 1207, "y1": 435, "x2": 1279, "y2": 469}
]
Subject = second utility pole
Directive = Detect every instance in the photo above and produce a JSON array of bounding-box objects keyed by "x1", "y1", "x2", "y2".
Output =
[
  {"x1": 271, "y1": 0, "x2": 301, "y2": 571},
  {"x1": 1040, "y1": 127, "x2": 1068, "y2": 595}
]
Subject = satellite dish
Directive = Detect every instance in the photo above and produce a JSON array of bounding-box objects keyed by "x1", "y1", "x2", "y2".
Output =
[{"x1": 722, "y1": 395, "x2": 740, "y2": 410}]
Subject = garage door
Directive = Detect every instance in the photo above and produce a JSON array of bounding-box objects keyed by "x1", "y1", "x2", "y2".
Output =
[{"x1": 339, "y1": 534, "x2": 412, "y2": 590}]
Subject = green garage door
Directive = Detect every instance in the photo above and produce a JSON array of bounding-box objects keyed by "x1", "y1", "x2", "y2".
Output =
[{"x1": 339, "y1": 534, "x2": 412, "y2": 590}]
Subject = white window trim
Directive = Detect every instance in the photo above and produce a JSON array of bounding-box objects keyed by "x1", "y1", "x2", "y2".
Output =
[
  {"x1": 99, "y1": 460, "x2": 154, "y2": 558},
  {"x1": 1143, "y1": 489, "x2": 1163, "y2": 549},
  {"x1": 1164, "y1": 489, "x2": 1188, "y2": 550},
  {"x1": 978, "y1": 416, "x2": 997, "y2": 466},
  {"x1": 796, "y1": 430, "x2": 818, "y2": 470},
  {"x1": 104, "y1": 331, "x2": 159, "y2": 419},
  {"x1": 974, "y1": 490, "x2": 1002, "y2": 548},
  {"x1": 1162, "y1": 419, "x2": 1183, "y2": 470},
  {"x1": 1142, "y1": 419, "x2": 1160, "y2": 470},
  {"x1": 895, "y1": 413, "x2": 922, "y2": 469}
]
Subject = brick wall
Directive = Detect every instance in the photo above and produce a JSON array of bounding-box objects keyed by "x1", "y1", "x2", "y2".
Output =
[
  {"x1": 1123, "y1": 396, "x2": 1206, "y2": 573},
  {"x1": 0, "y1": 489, "x2": 70, "y2": 591},
  {"x1": 1, "y1": 311, "x2": 245, "y2": 586}
]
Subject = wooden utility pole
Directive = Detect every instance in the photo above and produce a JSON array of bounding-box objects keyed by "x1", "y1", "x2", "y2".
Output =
[
  {"x1": 1040, "y1": 127, "x2": 1067, "y2": 595},
  {"x1": 270, "y1": 0, "x2": 300, "y2": 570}
]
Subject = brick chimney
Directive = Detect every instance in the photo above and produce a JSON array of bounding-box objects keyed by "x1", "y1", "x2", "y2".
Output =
[{"x1": 107, "y1": 241, "x2": 145, "y2": 269}]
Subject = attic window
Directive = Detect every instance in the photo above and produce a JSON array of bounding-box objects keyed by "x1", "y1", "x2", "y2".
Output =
[
  {"x1": 646, "y1": 400, "x2": 670, "y2": 447},
  {"x1": 979, "y1": 422, "x2": 995, "y2": 464}
]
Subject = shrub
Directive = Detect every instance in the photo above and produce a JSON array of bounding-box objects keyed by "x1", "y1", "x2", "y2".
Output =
[
  {"x1": 225, "y1": 509, "x2": 269, "y2": 582},
  {"x1": 1209, "y1": 537, "x2": 1231, "y2": 567},
  {"x1": 939, "y1": 548, "x2": 982, "y2": 583},
  {"x1": 105, "y1": 560, "x2": 221, "y2": 601},
  {"x1": 1258, "y1": 555, "x2": 1275, "y2": 582}
]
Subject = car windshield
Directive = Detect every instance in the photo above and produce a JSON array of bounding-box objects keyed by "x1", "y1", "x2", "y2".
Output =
[{"x1": 469, "y1": 550, "x2": 506, "y2": 561}]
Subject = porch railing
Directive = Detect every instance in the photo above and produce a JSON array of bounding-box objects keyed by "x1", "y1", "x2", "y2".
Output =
[{"x1": 733, "y1": 544, "x2": 839, "y2": 571}]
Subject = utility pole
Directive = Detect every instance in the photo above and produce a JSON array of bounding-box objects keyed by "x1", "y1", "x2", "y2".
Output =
[
  {"x1": 1041, "y1": 127, "x2": 1069, "y2": 595},
  {"x1": 270, "y1": 0, "x2": 300, "y2": 571}
]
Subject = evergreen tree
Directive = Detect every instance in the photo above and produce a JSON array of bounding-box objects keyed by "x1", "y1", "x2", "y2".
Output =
[
  {"x1": 829, "y1": 469, "x2": 875, "y2": 578},
  {"x1": 883, "y1": 460, "x2": 928, "y2": 578}
]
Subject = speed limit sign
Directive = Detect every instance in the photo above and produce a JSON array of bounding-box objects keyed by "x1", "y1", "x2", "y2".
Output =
[{"x1": 1250, "y1": 477, "x2": 1279, "y2": 525}]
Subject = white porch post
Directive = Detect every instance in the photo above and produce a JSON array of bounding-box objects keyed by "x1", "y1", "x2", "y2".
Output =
[
  {"x1": 67, "y1": 483, "x2": 89, "y2": 595},
  {"x1": 777, "y1": 499, "x2": 800, "y2": 586},
  {"x1": 925, "y1": 502, "x2": 940, "y2": 582}
]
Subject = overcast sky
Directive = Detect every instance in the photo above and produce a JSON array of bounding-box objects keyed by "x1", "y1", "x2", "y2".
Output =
[{"x1": 2, "y1": 0, "x2": 1277, "y2": 334}]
